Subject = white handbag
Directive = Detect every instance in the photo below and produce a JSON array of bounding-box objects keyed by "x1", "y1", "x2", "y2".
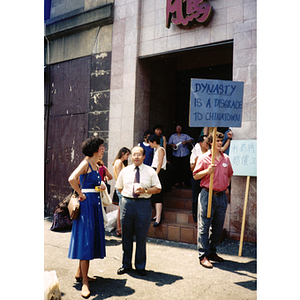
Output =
[
  {"x1": 100, "y1": 188, "x2": 112, "y2": 226},
  {"x1": 100, "y1": 188, "x2": 112, "y2": 207}
]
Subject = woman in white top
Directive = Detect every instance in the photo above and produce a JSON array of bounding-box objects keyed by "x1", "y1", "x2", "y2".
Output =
[{"x1": 148, "y1": 134, "x2": 167, "y2": 227}]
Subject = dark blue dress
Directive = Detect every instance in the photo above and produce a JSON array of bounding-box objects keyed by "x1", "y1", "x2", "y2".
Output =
[
  {"x1": 140, "y1": 142, "x2": 154, "y2": 166},
  {"x1": 68, "y1": 164, "x2": 106, "y2": 260}
]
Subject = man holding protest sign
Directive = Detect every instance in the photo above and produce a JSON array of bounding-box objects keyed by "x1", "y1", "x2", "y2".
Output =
[{"x1": 193, "y1": 131, "x2": 233, "y2": 268}]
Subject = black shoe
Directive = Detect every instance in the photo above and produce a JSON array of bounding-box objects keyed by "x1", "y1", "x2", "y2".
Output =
[
  {"x1": 153, "y1": 220, "x2": 161, "y2": 227},
  {"x1": 117, "y1": 267, "x2": 131, "y2": 275},
  {"x1": 136, "y1": 269, "x2": 146, "y2": 276},
  {"x1": 151, "y1": 217, "x2": 156, "y2": 221},
  {"x1": 206, "y1": 253, "x2": 224, "y2": 262}
]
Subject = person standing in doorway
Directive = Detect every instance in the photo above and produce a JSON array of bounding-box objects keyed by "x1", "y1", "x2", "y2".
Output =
[
  {"x1": 153, "y1": 124, "x2": 167, "y2": 150},
  {"x1": 193, "y1": 131, "x2": 233, "y2": 269},
  {"x1": 116, "y1": 146, "x2": 161, "y2": 276},
  {"x1": 138, "y1": 130, "x2": 154, "y2": 166},
  {"x1": 168, "y1": 124, "x2": 194, "y2": 188}
]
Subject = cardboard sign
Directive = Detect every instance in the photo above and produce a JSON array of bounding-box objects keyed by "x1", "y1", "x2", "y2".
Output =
[
  {"x1": 229, "y1": 140, "x2": 257, "y2": 177},
  {"x1": 189, "y1": 78, "x2": 244, "y2": 127}
]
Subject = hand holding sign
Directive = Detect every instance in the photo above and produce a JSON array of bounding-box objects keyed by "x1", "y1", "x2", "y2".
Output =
[{"x1": 206, "y1": 163, "x2": 216, "y2": 174}]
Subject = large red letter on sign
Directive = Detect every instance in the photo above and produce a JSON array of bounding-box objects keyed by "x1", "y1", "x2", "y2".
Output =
[
  {"x1": 166, "y1": 0, "x2": 213, "y2": 28},
  {"x1": 166, "y1": 0, "x2": 185, "y2": 28}
]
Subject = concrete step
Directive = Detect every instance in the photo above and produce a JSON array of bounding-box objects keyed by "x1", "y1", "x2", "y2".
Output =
[
  {"x1": 163, "y1": 188, "x2": 193, "y2": 210},
  {"x1": 163, "y1": 197, "x2": 193, "y2": 210},
  {"x1": 164, "y1": 188, "x2": 193, "y2": 199},
  {"x1": 148, "y1": 188, "x2": 197, "y2": 244},
  {"x1": 147, "y1": 220, "x2": 197, "y2": 244},
  {"x1": 163, "y1": 208, "x2": 194, "y2": 225}
]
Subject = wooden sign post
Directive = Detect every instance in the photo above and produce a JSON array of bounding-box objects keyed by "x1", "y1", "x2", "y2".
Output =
[
  {"x1": 238, "y1": 176, "x2": 250, "y2": 256},
  {"x1": 207, "y1": 127, "x2": 217, "y2": 218},
  {"x1": 229, "y1": 140, "x2": 257, "y2": 256}
]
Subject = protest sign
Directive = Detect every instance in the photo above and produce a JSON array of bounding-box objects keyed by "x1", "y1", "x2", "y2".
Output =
[
  {"x1": 229, "y1": 140, "x2": 257, "y2": 256},
  {"x1": 189, "y1": 78, "x2": 244, "y2": 128},
  {"x1": 229, "y1": 140, "x2": 257, "y2": 177},
  {"x1": 189, "y1": 78, "x2": 244, "y2": 219}
]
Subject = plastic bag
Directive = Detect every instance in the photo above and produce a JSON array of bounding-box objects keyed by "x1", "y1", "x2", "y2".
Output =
[
  {"x1": 105, "y1": 210, "x2": 118, "y2": 232},
  {"x1": 44, "y1": 270, "x2": 61, "y2": 300}
]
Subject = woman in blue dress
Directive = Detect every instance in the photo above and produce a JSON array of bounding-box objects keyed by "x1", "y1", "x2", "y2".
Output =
[{"x1": 68, "y1": 137, "x2": 107, "y2": 298}]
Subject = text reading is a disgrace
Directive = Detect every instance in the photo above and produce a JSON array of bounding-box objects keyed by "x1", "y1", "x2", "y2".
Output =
[{"x1": 193, "y1": 98, "x2": 242, "y2": 109}]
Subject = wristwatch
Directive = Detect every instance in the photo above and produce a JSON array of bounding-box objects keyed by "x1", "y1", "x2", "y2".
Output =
[{"x1": 145, "y1": 188, "x2": 148, "y2": 193}]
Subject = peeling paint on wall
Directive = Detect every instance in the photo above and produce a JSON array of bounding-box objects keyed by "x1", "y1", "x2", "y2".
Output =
[
  {"x1": 91, "y1": 70, "x2": 110, "y2": 77},
  {"x1": 70, "y1": 140, "x2": 75, "y2": 163},
  {"x1": 96, "y1": 53, "x2": 108, "y2": 59}
]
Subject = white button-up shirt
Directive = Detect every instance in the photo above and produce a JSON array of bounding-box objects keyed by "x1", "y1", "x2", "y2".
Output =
[{"x1": 116, "y1": 163, "x2": 161, "y2": 199}]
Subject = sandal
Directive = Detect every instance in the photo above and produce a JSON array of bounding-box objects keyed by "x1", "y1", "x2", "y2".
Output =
[
  {"x1": 75, "y1": 276, "x2": 97, "y2": 282},
  {"x1": 81, "y1": 283, "x2": 90, "y2": 298}
]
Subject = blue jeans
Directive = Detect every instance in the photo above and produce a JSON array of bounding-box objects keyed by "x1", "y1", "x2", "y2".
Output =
[
  {"x1": 116, "y1": 188, "x2": 123, "y2": 204},
  {"x1": 120, "y1": 197, "x2": 152, "y2": 270},
  {"x1": 197, "y1": 189, "x2": 227, "y2": 259},
  {"x1": 191, "y1": 177, "x2": 202, "y2": 222}
]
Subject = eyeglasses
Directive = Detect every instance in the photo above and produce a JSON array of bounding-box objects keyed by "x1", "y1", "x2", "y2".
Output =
[
  {"x1": 99, "y1": 146, "x2": 105, "y2": 150},
  {"x1": 132, "y1": 153, "x2": 143, "y2": 157}
]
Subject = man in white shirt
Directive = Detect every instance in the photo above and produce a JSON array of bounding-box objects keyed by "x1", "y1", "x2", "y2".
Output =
[
  {"x1": 115, "y1": 146, "x2": 161, "y2": 276},
  {"x1": 190, "y1": 135, "x2": 209, "y2": 222}
]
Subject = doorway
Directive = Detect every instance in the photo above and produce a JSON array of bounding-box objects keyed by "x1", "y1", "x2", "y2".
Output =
[{"x1": 140, "y1": 41, "x2": 233, "y2": 142}]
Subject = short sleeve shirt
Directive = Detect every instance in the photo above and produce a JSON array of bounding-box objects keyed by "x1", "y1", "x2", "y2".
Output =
[
  {"x1": 116, "y1": 163, "x2": 162, "y2": 198},
  {"x1": 168, "y1": 133, "x2": 194, "y2": 157},
  {"x1": 193, "y1": 150, "x2": 233, "y2": 191}
]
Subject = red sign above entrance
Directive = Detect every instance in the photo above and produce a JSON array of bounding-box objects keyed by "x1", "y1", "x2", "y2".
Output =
[{"x1": 166, "y1": 0, "x2": 213, "y2": 28}]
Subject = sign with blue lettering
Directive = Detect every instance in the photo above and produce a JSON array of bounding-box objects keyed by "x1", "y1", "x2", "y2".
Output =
[
  {"x1": 229, "y1": 140, "x2": 257, "y2": 177},
  {"x1": 189, "y1": 78, "x2": 244, "y2": 127}
]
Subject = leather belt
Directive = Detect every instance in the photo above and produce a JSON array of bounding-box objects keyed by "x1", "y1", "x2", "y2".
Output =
[
  {"x1": 202, "y1": 187, "x2": 225, "y2": 197},
  {"x1": 123, "y1": 196, "x2": 149, "y2": 201}
]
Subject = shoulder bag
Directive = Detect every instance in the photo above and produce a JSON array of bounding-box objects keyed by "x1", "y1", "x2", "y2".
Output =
[{"x1": 68, "y1": 166, "x2": 88, "y2": 220}]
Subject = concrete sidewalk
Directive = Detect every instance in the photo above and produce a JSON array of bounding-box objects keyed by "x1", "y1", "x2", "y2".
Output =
[{"x1": 44, "y1": 217, "x2": 257, "y2": 300}]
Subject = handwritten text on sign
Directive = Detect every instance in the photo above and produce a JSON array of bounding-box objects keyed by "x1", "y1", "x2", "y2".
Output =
[
  {"x1": 229, "y1": 140, "x2": 257, "y2": 177},
  {"x1": 189, "y1": 79, "x2": 244, "y2": 127}
]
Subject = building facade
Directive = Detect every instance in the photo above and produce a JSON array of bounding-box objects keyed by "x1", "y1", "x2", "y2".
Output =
[{"x1": 44, "y1": 0, "x2": 257, "y2": 242}]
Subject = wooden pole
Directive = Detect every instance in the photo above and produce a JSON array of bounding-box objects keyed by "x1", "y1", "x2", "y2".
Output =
[
  {"x1": 207, "y1": 127, "x2": 217, "y2": 218},
  {"x1": 238, "y1": 176, "x2": 250, "y2": 256}
]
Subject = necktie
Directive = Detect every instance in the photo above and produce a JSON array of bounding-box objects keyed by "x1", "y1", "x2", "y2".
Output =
[{"x1": 133, "y1": 166, "x2": 140, "y2": 199}]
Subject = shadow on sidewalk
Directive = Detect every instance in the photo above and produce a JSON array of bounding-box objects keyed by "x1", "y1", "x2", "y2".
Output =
[
  {"x1": 72, "y1": 270, "x2": 183, "y2": 299},
  {"x1": 104, "y1": 237, "x2": 122, "y2": 247},
  {"x1": 213, "y1": 259, "x2": 257, "y2": 291},
  {"x1": 72, "y1": 277, "x2": 135, "y2": 299},
  {"x1": 127, "y1": 269, "x2": 183, "y2": 286}
]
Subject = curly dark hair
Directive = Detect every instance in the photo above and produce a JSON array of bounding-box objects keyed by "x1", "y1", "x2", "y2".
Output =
[
  {"x1": 207, "y1": 132, "x2": 224, "y2": 144},
  {"x1": 81, "y1": 137, "x2": 104, "y2": 157}
]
